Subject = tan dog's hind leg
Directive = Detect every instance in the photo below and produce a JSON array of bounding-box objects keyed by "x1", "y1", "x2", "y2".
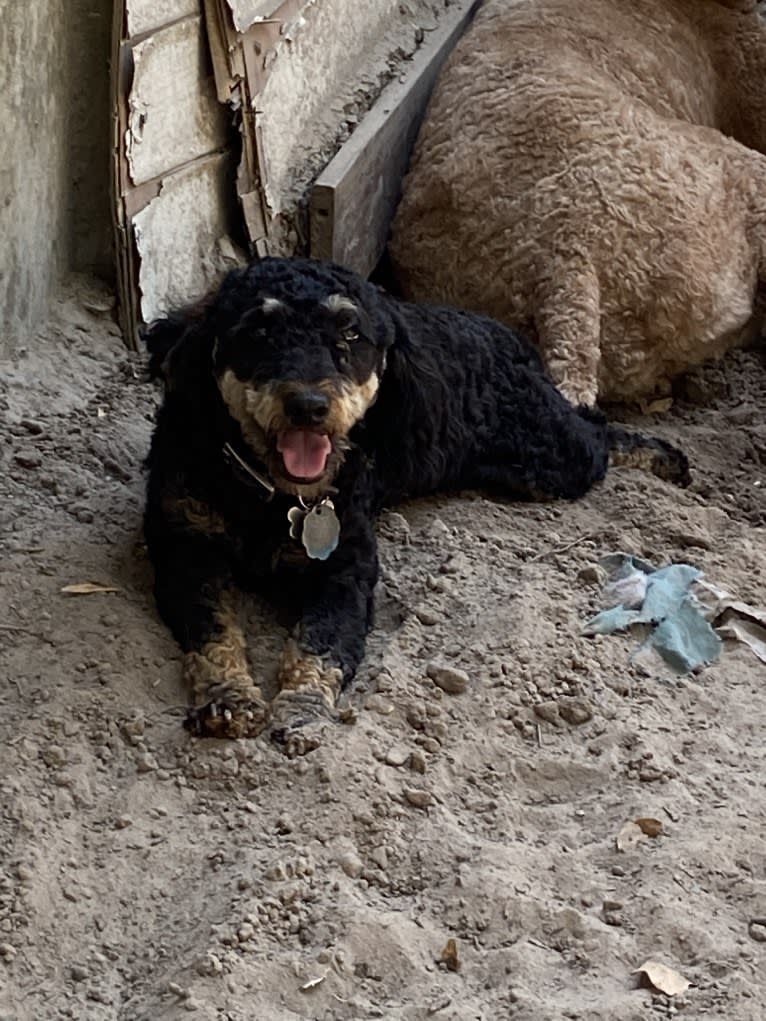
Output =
[{"x1": 534, "y1": 264, "x2": 602, "y2": 407}]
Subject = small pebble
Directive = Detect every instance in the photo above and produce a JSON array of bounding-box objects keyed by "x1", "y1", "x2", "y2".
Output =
[
  {"x1": 370, "y1": 846, "x2": 388, "y2": 870},
  {"x1": 0, "y1": 943, "x2": 17, "y2": 959},
  {"x1": 385, "y1": 745, "x2": 410, "y2": 767},
  {"x1": 135, "y1": 751, "x2": 158, "y2": 773},
  {"x1": 577, "y1": 564, "x2": 607, "y2": 585},
  {"x1": 42, "y1": 744, "x2": 67, "y2": 768},
  {"x1": 533, "y1": 701, "x2": 561, "y2": 725},
  {"x1": 338, "y1": 852, "x2": 363, "y2": 879},
  {"x1": 426, "y1": 663, "x2": 468, "y2": 695},
  {"x1": 264, "y1": 861, "x2": 287, "y2": 881},
  {"x1": 426, "y1": 518, "x2": 451, "y2": 539},
  {"x1": 194, "y1": 953, "x2": 223, "y2": 976},
  {"x1": 380, "y1": 512, "x2": 411, "y2": 542},
  {"x1": 121, "y1": 715, "x2": 146, "y2": 741},
  {"x1": 638, "y1": 766, "x2": 665, "y2": 783},
  {"x1": 70, "y1": 964, "x2": 89, "y2": 982},
  {"x1": 19, "y1": 418, "x2": 44, "y2": 435},
  {"x1": 364, "y1": 694, "x2": 395, "y2": 715},
  {"x1": 415, "y1": 606, "x2": 441, "y2": 626},
  {"x1": 558, "y1": 698, "x2": 593, "y2": 725},
  {"x1": 403, "y1": 788, "x2": 433, "y2": 809},
  {"x1": 409, "y1": 749, "x2": 427, "y2": 774},
  {"x1": 86, "y1": 988, "x2": 111, "y2": 1004},
  {"x1": 13, "y1": 451, "x2": 42, "y2": 470}
]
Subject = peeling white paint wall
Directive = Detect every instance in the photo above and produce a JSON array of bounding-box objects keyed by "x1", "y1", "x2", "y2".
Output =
[
  {"x1": 259, "y1": 1, "x2": 416, "y2": 211},
  {"x1": 127, "y1": 0, "x2": 199, "y2": 37},
  {"x1": 215, "y1": 0, "x2": 454, "y2": 253},
  {"x1": 116, "y1": 3, "x2": 242, "y2": 342},
  {"x1": 133, "y1": 156, "x2": 240, "y2": 321},
  {"x1": 126, "y1": 17, "x2": 228, "y2": 186}
]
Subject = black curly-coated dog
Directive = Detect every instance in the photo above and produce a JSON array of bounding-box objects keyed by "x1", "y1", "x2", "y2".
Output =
[{"x1": 144, "y1": 257, "x2": 689, "y2": 755}]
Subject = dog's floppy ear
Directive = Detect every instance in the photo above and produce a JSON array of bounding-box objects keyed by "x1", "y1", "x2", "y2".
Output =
[
  {"x1": 141, "y1": 295, "x2": 217, "y2": 394},
  {"x1": 142, "y1": 313, "x2": 192, "y2": 381}
]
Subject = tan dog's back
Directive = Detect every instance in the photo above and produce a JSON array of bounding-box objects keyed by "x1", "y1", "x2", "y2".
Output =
[{"x1": 390, "y1": 0, "x2": 766, "y2": 404}]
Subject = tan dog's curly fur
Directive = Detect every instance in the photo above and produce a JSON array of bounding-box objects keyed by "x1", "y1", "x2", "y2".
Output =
[{"x1": 390, "y1": 0, "x2": 766, "y2": 405}]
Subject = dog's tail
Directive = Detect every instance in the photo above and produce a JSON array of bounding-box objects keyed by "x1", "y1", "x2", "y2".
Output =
[{"x1": 606, "y1": 425, "x2": 691, "y2": 487}]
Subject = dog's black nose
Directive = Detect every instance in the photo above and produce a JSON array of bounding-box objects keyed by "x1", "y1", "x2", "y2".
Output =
[{"x1": 283, "y1": 390, "x2": 330, "y2": 426}]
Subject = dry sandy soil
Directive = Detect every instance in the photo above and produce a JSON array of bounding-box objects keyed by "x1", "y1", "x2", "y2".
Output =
[{"x1": 1, "y1": 277, "x2": 765, "y2": 1021}]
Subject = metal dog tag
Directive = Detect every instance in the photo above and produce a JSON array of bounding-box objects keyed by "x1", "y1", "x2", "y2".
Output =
[
  {"x1": 300, "y1": 499, "x2": 340, "y2": 560},
  {"x1": 287, "y1": 505, "x2": 306, "y2": 540}
]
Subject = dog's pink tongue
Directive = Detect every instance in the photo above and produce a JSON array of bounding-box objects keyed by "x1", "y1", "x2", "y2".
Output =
[{"x1": 277, "y1": 430, "x2": 331, "y2": 479}]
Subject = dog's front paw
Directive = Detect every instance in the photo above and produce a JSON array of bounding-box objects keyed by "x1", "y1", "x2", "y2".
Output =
[
  {"x1": 268, "y1": 689, "x2": 339, "y2": 757},
  {"x1": 185, "y1": 695, "x2": 269, "y2": 739}
]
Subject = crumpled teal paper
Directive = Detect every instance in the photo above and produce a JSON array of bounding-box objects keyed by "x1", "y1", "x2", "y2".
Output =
[{"x1": 583, "y1": 553, "x2": 721, "y2": 674}]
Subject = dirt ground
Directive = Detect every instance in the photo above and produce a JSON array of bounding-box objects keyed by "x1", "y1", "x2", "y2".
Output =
[{"x1": 1, "y1": 276, "x2": 765, "y2": 1021}]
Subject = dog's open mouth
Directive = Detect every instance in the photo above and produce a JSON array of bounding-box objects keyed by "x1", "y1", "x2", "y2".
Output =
[{"x1": 276, "y1": 429, "x2": 332, "y2": 483}]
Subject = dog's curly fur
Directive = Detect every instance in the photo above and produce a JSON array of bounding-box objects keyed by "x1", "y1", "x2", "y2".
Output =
[
  {"x1": 143, "y1": 257, "x2": 689, "y2": 755},
  {"x1": 390, "y1": 0, "x2": 766, "y2": 405}
]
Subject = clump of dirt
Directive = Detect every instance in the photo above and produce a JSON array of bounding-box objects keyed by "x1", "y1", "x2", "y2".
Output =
[{"x1": 1, "y1": 277, "x2": 765, "y2": 1020}]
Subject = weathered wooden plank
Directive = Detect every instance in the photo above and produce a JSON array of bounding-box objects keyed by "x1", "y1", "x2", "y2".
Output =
[
  {"x1": 309, "y1": 0, "x2": 480, "y2": 277},
  {"x1": 126, "y1": 0, "x2": 199, "y2": 39},
  {"x1": 112, "y1": 4, "x2": 140, "y2": 348},
  {"x1": 132, "y1": 155, "x2": 242, "y2": 322},
  {"x1": 127, "y1": 17, "x2": 228, "y2": 186},
  {"x1": 203, "y1": 0, "x2": 239, "y2": 102}
]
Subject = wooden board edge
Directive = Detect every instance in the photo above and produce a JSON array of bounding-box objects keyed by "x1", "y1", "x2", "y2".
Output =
[
  {"x1": 309, "y1": 0, "x2": 481, "y2": 274},
  {"x1": 111, "y1": 1, "x2": 141, "y2": 350}
]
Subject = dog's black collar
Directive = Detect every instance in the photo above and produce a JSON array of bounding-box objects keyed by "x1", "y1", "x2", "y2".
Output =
[{"x1": 222, "y1": 442, "x2": 275, "y2": 500}]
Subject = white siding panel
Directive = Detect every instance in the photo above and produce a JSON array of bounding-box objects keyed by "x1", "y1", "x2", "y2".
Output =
[
  {"x1": 126, "y1": 0, "x2": 200, "y2": 38},
  {"x1": 127, "y1": 17, "x2": 227, "y2": 186},
  {"x1": 133, "y1": 156, "x2": 240, "y2": 321}
]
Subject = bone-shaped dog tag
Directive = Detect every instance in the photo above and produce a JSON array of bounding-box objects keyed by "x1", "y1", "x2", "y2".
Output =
[
  {"x1": 300, "y1": 499, "x2": 340, "y2": 560},
  {"x1": 287, "y1": 505, "x2": 306, "y2": 540}
]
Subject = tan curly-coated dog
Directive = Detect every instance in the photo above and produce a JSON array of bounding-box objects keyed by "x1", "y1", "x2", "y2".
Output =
[{"x1": 390, "y1": 0, "x2": 766, "y2": 405}]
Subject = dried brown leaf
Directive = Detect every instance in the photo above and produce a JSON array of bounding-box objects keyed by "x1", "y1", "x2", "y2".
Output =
[
  {"x1": 635, "y1": 960, "x2": 690, "y2": 996},
  {"x1": 635, "y1": 817, "x2": 663, "y2": 838},
  {"x1": 61, "y1": 582, "x2": 120, "y2": 595},
  {"x1": 441, "y1": 937, "x2": 460, "y2": 972},
  {"x1": 617, "y1": 817, "x2": 663, "y2": 851},
  {"x1": 639, "y1": 397, "x2": 674, "y2": 415}
]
